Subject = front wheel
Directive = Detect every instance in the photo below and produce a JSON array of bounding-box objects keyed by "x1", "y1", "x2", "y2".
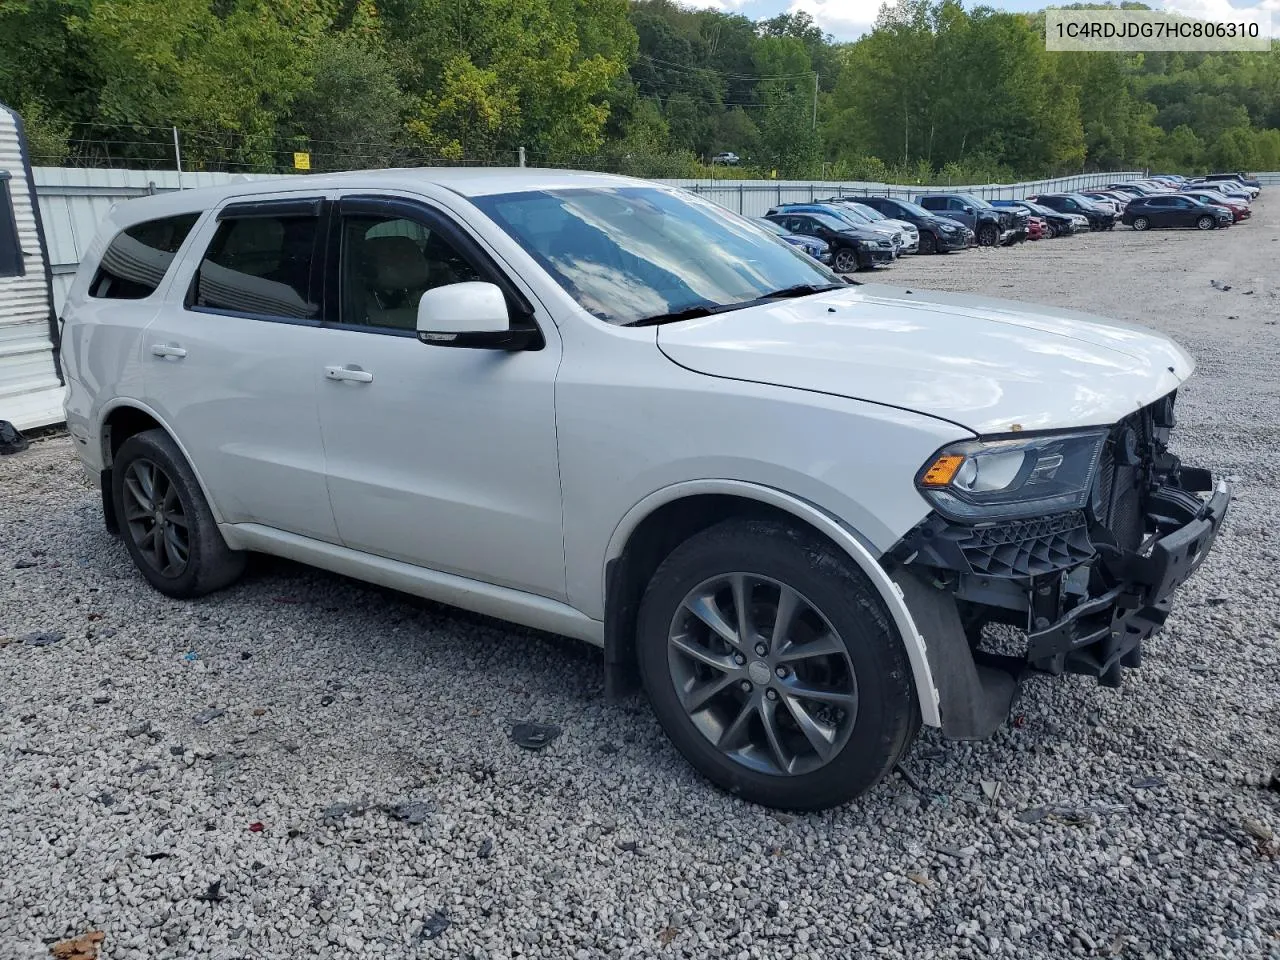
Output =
[
  {"x1": 112, "y1": 429, "x2": 247, "y2": 598},
  {"x1": 832, "y1": 247, "x2": 860, "y2": 273},
  {"x1": 1132, "y1": 216, "x2": 1150, "y2": 231},
  {"x1": 976, "y1": 223, "x2": 999, "y2": 246},
  {"x1": 636, "y1": 519, "x2": 919, "y2": 810},
  {"x1": 918, "y1": 231, "x2": 938, "y2": 255},
  {"x1": 1196, "y1": 215, "x2": 1214, "y2": 231}
]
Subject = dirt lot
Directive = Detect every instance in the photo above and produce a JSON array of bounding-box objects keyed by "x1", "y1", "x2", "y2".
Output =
[{"x1": 2, "y1": 207, "x2": 1279, "y2": 960}]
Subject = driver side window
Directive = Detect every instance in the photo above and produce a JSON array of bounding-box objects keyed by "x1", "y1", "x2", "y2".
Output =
[{"x1": 338, "y1": 215, "x2": 481, "y2": 331}]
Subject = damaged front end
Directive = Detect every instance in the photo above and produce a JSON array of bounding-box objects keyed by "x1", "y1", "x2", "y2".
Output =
[{"x1": 887, "y1": 391, "x2": 1231, "y2": 739}]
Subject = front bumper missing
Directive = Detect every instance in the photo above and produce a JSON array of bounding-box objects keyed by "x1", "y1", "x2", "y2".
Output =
[{"x1": 1027, "y1": 479, "x2": 1231, "y2": 679}]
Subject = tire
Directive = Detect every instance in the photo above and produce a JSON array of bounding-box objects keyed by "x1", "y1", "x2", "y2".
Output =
[
  {"x1": 112, "y1": 429, "x2": 246, "y2": 598},
  {"x1": 918, "y1": 231, "x2": 937, "y2": 255},
  {"x1": 1045, "y1": 223, "x2": 1058, "y2": 239},
  {"x1": 1196, "y1": 215, "x2": 1214, "y2": 231},
  {"x1": 1132, "y1": 216, "x2": 1149, "y2": 231},
  {"x1": 976, "y1": 222, "x2": 999, "y2": 246},
  {"x1": 832, "y1": 247, "x2": 860, "y2": 273},
  {"x1": 636, "y1": 519, "x2": 919, "y2": 810}
]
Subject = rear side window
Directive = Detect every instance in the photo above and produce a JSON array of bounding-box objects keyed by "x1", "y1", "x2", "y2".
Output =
[
  {"x1": 191, "y1": 212, "x2": 320, "y2": 320},
  {"x1": 90, "y1": 213, "x2": 200, "y2": 299},
  {"x1": 0, "y1": 176, "x2": 23, "y2": 278}
]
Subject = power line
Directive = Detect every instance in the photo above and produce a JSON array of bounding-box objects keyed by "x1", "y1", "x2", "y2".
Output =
[{"x1": 634, "y1": 53, "x2": 816, "y2": 81}]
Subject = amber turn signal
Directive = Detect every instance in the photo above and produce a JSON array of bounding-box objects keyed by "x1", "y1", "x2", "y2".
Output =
[{"x1": 921, "y1": 454, "x2": 965, "y2": 487}]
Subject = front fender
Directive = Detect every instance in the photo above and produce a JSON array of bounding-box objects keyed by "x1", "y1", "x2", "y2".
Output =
[{"x1": 604, "y1": 479, "x2": 942, "y2": 729}]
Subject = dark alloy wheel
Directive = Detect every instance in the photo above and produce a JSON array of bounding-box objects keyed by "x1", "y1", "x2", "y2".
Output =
[
  {"x1": 665, "y1": 572, "x2": 858, "y2": 777},
  {"x1": 112, "y1": 428, "x2": 246, "y2": 598},
  {"x1": 1196, "y1": 215, "x2": 1215, "y2": 230},
  {"x1": 637, "y1": 519, "x2": 919, "y2": 810},
  {"x1": 918, "y1": 231, "x2": 937, "y2": 255},
  {"x1": 977, "y1": 222, "x2": 999, "y2": 246},
  {"x1": 832, "y1": 247, "x2": 860, "y2": 273},
  {"x1": 121, "y1": 458, "x2": 190, "y2": 578},
  {"x1": 1132, "y1": 216, "x2": 1150, "y2": 231}
]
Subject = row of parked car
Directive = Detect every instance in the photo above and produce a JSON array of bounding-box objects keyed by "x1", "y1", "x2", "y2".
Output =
[{"x1": 757, "y1": 171, "x2": 1263, "y2": 272}]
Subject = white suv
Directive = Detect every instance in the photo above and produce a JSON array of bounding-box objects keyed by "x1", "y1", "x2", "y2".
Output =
[{"x1": 60, "y1": 169, "x2": 1231, "y2": 810}]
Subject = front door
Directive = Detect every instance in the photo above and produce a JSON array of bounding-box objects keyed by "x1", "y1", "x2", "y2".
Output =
[
  {"x1": 142, "y1": 195, "x2": 339, "y2": 542},
  {"x1": 313, "y1": 194, "x2": 566, "y2": 600}
]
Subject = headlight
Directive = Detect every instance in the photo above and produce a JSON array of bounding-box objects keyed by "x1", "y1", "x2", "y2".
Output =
[
  {"x1": 916, "y1": 430, "x2": 1107, "y2": 522},
  {"x1": 876, "y1": 240, "x2": 891, "y2": 248}
]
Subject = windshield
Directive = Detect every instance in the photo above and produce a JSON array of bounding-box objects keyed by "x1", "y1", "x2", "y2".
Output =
[
  {"x1": 888, "y1": 199, "x2": 931, "y2": 218},
  {"x1": 755, "y1": 218, "x2": 788, "y2": 236},
  {"x1": 956, "y1": 193, "x2": 994, "y2": 210},
  {"x1": 848, "y1": 203, "x2": 885, "y2": 221},
  {"x1": 473, "y1": 187, "x2": 843, "y2": 326}
]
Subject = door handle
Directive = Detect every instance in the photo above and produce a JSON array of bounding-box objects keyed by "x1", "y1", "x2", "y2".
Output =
[
  {"x1": 324, "y1": 364, "x2": 374, "y2": 383},
  {"x1": 150, "y1": 343, "x2": 187, "y2": 359}
]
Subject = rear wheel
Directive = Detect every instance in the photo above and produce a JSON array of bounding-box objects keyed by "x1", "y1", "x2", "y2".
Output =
[
  {"x1": 112, "y1": 429, "x2": 246, "y2": 598},
  {"x1": 1196, "y1": 215, "x2": 1214, "y2": 231},
  {"x1": 832, "y1": 247, "x2": 860, "y2": 273},
  {"x1": 977, "y1": 222, "x2": 999, "y2": 246},
  {"x1": 1132, "y1": 216, "x2": 1150, "y2": 231},
  {"x1": 636, "y1": 519, "x2": 919, "y2": 810}
]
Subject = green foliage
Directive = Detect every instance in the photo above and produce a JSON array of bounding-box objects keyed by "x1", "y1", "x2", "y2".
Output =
[{"x1": 0, "y1": 0, "x2": 1276, "y2": 178}]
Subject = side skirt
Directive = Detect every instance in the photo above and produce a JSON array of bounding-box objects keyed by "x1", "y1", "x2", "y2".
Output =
[{"x1": 221, "y1": 522, "x2": 604, "y2": 647}]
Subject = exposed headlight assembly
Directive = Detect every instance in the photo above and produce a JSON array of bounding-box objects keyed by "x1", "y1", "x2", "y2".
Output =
[{"x1": 917, "y1": 430, "x2": 1108, "y2": 522}]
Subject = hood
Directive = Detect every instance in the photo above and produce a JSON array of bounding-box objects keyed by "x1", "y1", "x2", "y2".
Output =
[{"x1": 656, "y1": 284, "x2": 1192, "y2": 436}]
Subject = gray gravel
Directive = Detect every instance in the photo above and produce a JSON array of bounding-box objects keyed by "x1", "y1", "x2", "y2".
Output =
[{"x1": 3, "y1": 206, "x2": 1280, "y2": 960}]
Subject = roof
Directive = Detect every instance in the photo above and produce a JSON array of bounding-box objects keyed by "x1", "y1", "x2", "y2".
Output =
[{"x1": 105, "y1": 167, "x2": 652, "y2": 224}]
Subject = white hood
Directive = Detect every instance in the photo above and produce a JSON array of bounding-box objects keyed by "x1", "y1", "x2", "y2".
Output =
[{"x1": 657, "y1": 284, "x2": 1193, "y2": 436}]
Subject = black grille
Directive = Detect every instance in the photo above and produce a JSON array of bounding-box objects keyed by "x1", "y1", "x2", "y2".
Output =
[{"x1": 958, "y1": 512, "x2": 1094, "y2": 578}]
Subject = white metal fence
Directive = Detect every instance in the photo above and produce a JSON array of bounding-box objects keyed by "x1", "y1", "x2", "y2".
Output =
[{"x1": 37, "y1": 166, "x2": 1274, "y2": 309}]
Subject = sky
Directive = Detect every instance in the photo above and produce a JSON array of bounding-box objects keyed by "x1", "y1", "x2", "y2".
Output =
[{"x1": 681, "y1": 0, "x2": 1279, "y2": 41}]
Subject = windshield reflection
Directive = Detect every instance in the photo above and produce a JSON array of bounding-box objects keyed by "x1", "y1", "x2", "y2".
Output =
[{"x1": 473, "y1": 187, "x2": 841, "y2": 325}]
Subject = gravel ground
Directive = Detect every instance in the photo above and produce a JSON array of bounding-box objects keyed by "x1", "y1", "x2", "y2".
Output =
[{"x1": 3, "y1": 207, "x2": 1279, "y2": 960}]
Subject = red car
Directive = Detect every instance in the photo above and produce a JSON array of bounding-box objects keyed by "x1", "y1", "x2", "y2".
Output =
[{"x1": 1027, "y1": 216, "x2": 1047, "y2": 240}]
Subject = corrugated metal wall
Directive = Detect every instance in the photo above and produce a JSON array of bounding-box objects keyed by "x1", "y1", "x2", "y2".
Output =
[
  {"x1": 1, "y1": 109, "x2": 62, "y2": 430},
  {"x1": 35, "y1": 168, "x2": 277, "y2": 308}
]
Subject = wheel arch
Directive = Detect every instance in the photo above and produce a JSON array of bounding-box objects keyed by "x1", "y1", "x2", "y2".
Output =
[
  {"x1": 99, "y1": 399, "x2": 226, "y2": 526},
  {"x1": 601, "y1": 479, "x2": 941, "y2": 728}
]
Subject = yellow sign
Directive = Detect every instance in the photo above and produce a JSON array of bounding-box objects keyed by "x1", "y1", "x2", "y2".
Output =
[{"x1": 293, "y1": 152, "x2": 311, "y2": 171}]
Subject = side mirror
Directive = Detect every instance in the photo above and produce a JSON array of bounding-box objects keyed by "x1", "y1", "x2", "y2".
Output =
[
  {"x1": 962, "y1": 205, "x2": 974, "y2": 214},
  {"x1": 416, "y1": 281, "x2": 540, "y2": 351}
]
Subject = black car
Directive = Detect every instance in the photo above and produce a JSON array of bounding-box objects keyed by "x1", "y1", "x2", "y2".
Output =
[
  {"x1": 913, "y1": 193, "x2": 1011, "y2": 246},
  {"x1": 764, "y1": 211, "x2": 895, "y2": 272},
  {"x1": 1121, "y1": 195, "x2": 1233, "y2": 231},
  {"x1": 1025, "y1": 194, "x2": 1115, "y2": 231},
  {"x1": 829, "y1": 196, "x2": 969, "y2": 254}
]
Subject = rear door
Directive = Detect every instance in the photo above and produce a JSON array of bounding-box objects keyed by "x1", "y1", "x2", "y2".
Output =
[{"x1": 141, "y1": 194, "x2": 339, "y2": 542}]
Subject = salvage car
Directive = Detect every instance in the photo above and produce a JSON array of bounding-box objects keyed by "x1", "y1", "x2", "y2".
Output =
[
  {"x1": 817, "y1": 199, "x2": 919, "y2": 254},
  {"x1": 1177, "y1": 191, "x2": 1250, "y2": 223},
  {"x1": 1122, "y1": 195, "x2": 1233, "y2": 231},
  {"x1": 1025, "y1": 194, "x2": 1115, "y2": 231},
  {"x1": 765, "y1": 210, "x2": 895, "y2": 271},
  {"x1": 914, "y1": 193, "x2": 1013, "y2": 246},
  {"x1": 854, "y1": 196, "x2": 970, "y2": 254},
  {"x1": 61, "y1": 170, "x2": 1231, "y2": 810},
  {"x1": 991, "y1": 200, "x2": 1075, "y2": 239},
  {"x1": 754, "y1": 217, "x2": 833, "y2": 262}
]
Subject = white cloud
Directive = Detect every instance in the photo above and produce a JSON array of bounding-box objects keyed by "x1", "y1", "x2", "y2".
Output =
[
  {"x1": 1160, "y1": 0, "x2": 1279, "y2": 21},
  {"x1": 679, "y1": 0, "x2": 753, "y2": 9},
  {"x1": 787, "y1": 0, "x2": 890, "y2": 40}
]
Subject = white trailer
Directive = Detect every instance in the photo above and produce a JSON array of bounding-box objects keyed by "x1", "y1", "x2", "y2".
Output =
[{"x1": 0, "y1": 102, "x2": 61, "y2": 435}]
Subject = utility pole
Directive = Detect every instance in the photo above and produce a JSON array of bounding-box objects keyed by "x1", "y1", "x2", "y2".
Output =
[
  {"x1": 172, "y1": 126, "x2": 183, "y2": 181},
  {"x1": 812, "y1": 73, "x2": 819, "y2": 131},
  {"x1": 518, "y1": 146, "x2": 526, "y2": 168}
]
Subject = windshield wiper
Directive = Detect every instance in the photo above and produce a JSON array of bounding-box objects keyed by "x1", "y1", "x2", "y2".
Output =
[
  {"x1": 760, "y1": 282, "x2": 849, "y2": 299},
  {"x1": 624, "y1": 300, "x2": 753, "y2": 327},
  {"x1": 624, "y1": 282, "x2": 851, "y2": 327}
]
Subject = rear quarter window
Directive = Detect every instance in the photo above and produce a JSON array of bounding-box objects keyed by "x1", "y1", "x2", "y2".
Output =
[{"x1": 91, "y1": 212, "x2": 201, "y2": 299}]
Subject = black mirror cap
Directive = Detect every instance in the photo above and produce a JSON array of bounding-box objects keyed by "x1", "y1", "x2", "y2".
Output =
[{"x1": 418, "y1": 325, "x2": 544, "y2": 352}]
